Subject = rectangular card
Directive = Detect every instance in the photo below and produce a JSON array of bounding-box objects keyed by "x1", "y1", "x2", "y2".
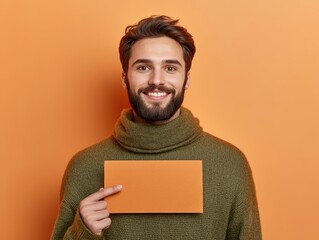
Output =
[{"x1": 104, "y1": 160, "x2": 203, "y2": 213}]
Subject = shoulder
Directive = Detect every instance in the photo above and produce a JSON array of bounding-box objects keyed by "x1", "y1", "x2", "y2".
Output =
[
  {"x1": 62, "y1": 137, "x2": 118, "y2": 185},
  {"x1": 199, "y1": 132, "x2": 252, "y2": 178},
  {"x1": 60, "y1": 137, "x2": 117, "y2": 202},
  {"x1": 67, "y1": 137, "x2": 118, "y2": 168},
  {"x1": 199, "y1": 132, "x2": 256, "y2": 196},
  {"x1": 200, "y1": 132, "x2": 247, "y2": 161}
]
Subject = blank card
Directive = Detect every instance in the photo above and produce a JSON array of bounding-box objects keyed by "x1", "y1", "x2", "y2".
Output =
[{"x1": 104, "y1": 160, "x2": 203, "y2": 213}]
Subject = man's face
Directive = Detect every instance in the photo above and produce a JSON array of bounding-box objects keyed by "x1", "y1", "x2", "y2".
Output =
[{"x1": 123, "y1": 36, "x2": 190, "y2": 123}]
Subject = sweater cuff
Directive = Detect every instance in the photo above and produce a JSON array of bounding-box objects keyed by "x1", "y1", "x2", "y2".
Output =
[{"x1": 72, "y1": 209, "x2": 104, "y2": 240}]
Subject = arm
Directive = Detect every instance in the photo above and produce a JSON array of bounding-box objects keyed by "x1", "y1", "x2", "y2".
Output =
[
  {"x1": 51, "y1": 201, "x2": 101, "y2": 240},
  {"x1": 51, "y1": 152, "x2": 122, "y2": 239},
  {"x1": 226, "y1": 157, "x2": 262, "y2": 240}
]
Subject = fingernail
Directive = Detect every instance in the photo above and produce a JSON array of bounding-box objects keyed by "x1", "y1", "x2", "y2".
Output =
[
  {"x1": 100, "y1": 188, "x2": 104, "y2": 191},
  {"x1": 116, "y1": 185, "x2": 122, "y2": 190}
]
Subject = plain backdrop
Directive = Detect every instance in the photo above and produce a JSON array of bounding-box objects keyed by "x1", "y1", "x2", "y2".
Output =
[{"x1": 1, "y1": 0, "x2": 318, "y2": 239}]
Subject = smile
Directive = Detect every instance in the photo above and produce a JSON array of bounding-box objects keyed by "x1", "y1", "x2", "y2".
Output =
[{"x1": 146, "y1": 91, "x2": 168, "y2": 97}]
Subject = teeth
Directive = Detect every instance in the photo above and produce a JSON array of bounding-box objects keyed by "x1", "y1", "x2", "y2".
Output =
[{"x1": 148, "y1": 92, "x2": 167, "y2": 97}]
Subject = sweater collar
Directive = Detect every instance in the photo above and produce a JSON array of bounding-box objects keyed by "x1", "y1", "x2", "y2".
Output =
[{"x1": 113, "y1": 107, "x2": 203, "y2": 153}]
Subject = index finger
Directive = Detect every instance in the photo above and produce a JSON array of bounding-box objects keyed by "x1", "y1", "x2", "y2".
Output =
[{"x1": 85, "y1": 185, "x2": 122, "y2": 202}]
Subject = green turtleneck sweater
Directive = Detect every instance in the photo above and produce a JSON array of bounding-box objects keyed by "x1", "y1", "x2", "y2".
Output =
[{"x1": 52, "y1": 108, "x2": 261, "y2": 240}]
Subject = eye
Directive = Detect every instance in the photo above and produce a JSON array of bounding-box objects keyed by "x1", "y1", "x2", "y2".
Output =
[
  {"x1": 166, "y1": 66, "x2": 177, "y2": 72},
  {"x1": 137, "y1": 65, "x2": 150, "y2": 72}
]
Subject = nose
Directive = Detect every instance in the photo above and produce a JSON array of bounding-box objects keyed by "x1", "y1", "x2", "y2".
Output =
[{"x1": 148, "y1": 68, "x2": 165, "y2": 86}]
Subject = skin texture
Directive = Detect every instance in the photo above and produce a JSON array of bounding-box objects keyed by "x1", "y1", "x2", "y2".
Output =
[
  {"x1": 122, "y1": 36, "x2": 190, "y2": 124},
  {"x1": 79, "y1": 185, "x2": 122, "y2": 235}
]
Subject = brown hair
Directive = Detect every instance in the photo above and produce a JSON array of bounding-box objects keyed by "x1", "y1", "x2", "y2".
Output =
[{"x1": 119, "y1": 15, "x2": 196, "y2": 74}]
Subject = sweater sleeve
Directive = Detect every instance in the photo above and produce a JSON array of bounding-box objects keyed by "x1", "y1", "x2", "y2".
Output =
[
  {"x1": 51, "y1": 200, "x2": 104, "y2": 240},
  {"x1": 51, "y1": 154, "x2": 105, "y2": 240},
  {"x1": 226, "y1": 155, "x2": 262, "y2": 240}
]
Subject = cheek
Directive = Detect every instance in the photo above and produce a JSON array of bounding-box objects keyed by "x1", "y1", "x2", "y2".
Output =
[
  {"x1": 129, "y1": 72, "x2": 150, "y2": 85},
  {"x1": 166, "y1": 75, "x2": 186, "y2": 89}
]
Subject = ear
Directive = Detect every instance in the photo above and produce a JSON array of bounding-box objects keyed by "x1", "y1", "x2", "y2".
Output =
[
  {"x1": 184, "y1": 72, "x2": 190, "y2": 90},
  {"x1": 121, "y1": 72, "x2": 127, "y2": 88}
]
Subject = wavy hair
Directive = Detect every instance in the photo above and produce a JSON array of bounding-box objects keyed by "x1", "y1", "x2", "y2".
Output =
[{"x1": 119, "y1": 15, "x2": 196, "y2": 74}]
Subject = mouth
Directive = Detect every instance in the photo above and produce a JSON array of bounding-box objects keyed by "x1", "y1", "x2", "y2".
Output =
[
  {"x1": 139, "y1": 86, "x2": 174, "y2": 101},
  {"x1": 144, "y1": 90, "x2": 169, "y2": 98}
]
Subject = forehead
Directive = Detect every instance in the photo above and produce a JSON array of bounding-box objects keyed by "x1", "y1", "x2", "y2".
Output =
[{"x1": 129, "y1": 36, "x2": 185, "y2": 65}]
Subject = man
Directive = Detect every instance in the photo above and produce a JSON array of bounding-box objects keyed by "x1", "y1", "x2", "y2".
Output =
[{"x1": 52, "y1": 15, "x2": 262, "y2": 239}]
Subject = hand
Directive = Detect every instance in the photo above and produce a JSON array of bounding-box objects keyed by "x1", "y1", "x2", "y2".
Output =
[{"x1": 79, "y1": 185, "x2": 122, "y2": 235}]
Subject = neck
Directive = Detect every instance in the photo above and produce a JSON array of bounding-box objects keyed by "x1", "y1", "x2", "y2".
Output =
[{"x1": 132, "y1": 108, "x2": 181, "y2": 125}]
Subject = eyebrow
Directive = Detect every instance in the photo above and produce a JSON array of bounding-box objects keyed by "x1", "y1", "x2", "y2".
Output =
[
  {"x1": 132, "y1": 59, "x2": 182, "y2": 67},
  {"x1": 164, "y1": 59, "x2": 182, "y2": 66}
]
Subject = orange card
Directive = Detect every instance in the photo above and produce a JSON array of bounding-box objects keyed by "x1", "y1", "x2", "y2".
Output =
[{"x1": 104, "y1": 160, "x2": 203, "y2": 213}]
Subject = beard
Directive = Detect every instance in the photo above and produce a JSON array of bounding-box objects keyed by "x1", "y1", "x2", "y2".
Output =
[{"x1": 125, "y1": 78, "x2": 186, "y2": 122}]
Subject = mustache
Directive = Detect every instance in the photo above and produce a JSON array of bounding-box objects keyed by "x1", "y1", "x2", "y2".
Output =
[{"x1": 137, "y1": 85, "x2": 175, "y2": 95}]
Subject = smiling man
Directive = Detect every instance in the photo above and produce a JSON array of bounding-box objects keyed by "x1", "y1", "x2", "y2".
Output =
[{"x1": 52, "y1": 16, "x2": 262, "y2": 240}]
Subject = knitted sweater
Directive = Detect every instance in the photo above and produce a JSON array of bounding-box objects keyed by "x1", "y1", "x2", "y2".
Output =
[{"x1": 52, "y1": 108, "x2": 262, "y2": 240}]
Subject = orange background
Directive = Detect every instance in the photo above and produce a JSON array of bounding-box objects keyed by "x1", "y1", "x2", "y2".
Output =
[{"x1": 1, "y1": 1, "x2": 318, "y2": 239}]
